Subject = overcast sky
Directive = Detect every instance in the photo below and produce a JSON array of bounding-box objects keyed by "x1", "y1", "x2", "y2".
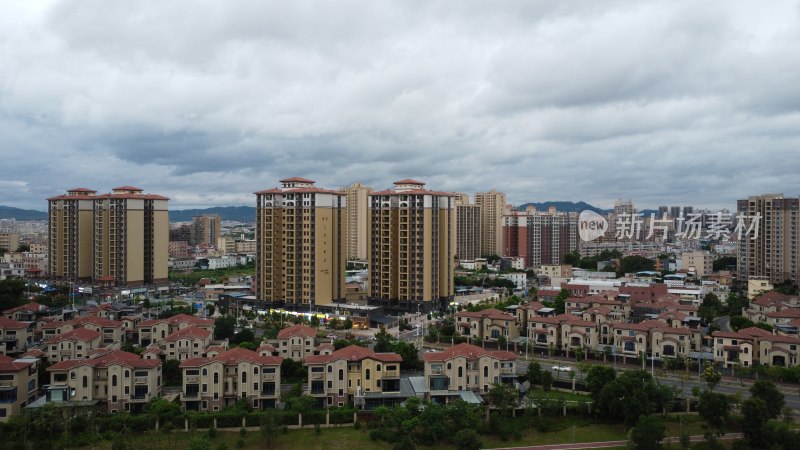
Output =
[{"x1": 3, "y1": 0, "x2": 800, "y2": 212}]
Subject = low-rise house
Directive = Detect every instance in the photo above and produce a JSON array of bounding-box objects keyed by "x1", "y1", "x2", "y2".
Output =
[
  {"x1": 46, "y1": 328, "x2": 103, "y2": 362},
  {"x1": 423, "y1": 343, "x2": 517, "y2": 403},
  {"x1": 180, "y1": 347, "x2": 283, "y2": 411},
  {"x1": 163, "y1": 327, "x2": 213, "y2": 361},
  {"x1": 47, "y1": 350, "x2": 162, "y2": 413},
  {"x1": 0, "y1": 317, "x2": 34, "y2": 355},
  {"x1": 711, "y1": 329, "x2": 760, "y2": 368},
  {"x1": 3, "y1": 302, "x2": 49, "y2": 322},
  {"x1": 759, "y1": 334, "x2": 800, "y2": 367},
  {"x1": 303, "y1": 345, "x2": 402, "y2": 409},
  {"x1": 610, "y1": 322, "x2": 649, "y2": 359},
  {"x1": 0, "y1": 355, "x2": 38, "y2": 422},
  {"x1": 456, "y1": 309, "x2": 519, "y2": 343},
  {"x1": 276, "y1": 324, "x2": 318, "y2": 361},
  {"x1": 136, "y1": 314, "x2": 214, "y2": 347}
]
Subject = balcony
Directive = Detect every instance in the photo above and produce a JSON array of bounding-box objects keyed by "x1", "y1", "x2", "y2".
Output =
[
  {"x1": 186, "y1": 375, "x2": 200, "y2": 384},
  {"x1": 134, "y1": 377, "x2": 149, "y2": 385}
]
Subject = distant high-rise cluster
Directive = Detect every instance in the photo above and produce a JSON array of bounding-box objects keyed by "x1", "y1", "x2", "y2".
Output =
[
  {"x1": 190, "y1": 214, "x2": 221, "y2": 246},
  {"x1": 502, "y1": 205, "x2": 579, "y2": 268},
  {"x1": 475, "y1": 189, "x2": 506, "y2": 256},
  {"x1": 47, "y1": 186, "x2": 169, "y2": 286}
]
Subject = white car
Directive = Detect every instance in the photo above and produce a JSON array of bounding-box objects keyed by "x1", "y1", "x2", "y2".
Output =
[{"x1": 551, "y1": 365, "x2": 573, "y2": 372}]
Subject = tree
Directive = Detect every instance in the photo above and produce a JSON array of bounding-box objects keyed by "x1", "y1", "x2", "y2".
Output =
[
  {"x1": 540, "y1": 370, "x2": 553, "y2": 392},
  {"x1": 163, "y1": 359, "x2": 182, "y2": 387},
  {"x1": 725, "y1": 294, "x2": 750, "y2": 317},
  {"x1": 488, "y1": 383, "x2": 518, "y2": 418},
  {"x1": 453, "y1": 429, "x2": 482, "y2": 450},
  {"x1": 0, "y1": 278, "x2": 26, "y2": 311},
  {"x1": 214, "y1": 316, "x2": 236, "y2": 340},
  {"x1": 563, "y1": 251, "x2": 581, "y2": 266},
  {"x1": 230, "y1": 328, "x2": 255, "y2": 345},
  {"x1": 526, "y1": 361, "x2": 542, "y2": 389},
  {"x1": 741, "y1": 397, "x2": 770, "y2": 447},
  {"x1": 729, "y1": 315, "x2": 754, "y2": 331},
  {"x1": 617, "y1": 256, "x2": 655, "y2": 276},
  {"x1": 749, "y1": 380, "x2": 784, "y2": 419},
  {"x1": 188, "y1": 434, "x2": 212, "y2": 450},
  {"x1": 629, "y1": 415, "x2": 666, "y2": 450},
  {"x1": 553, "y1": 288, "x2": 570, "y2": 314},
  {"x1": 597, "y1": 370, "x2": 660, "y2": 428},
  {"x1": 393, "y1": 341, "x2": 422, "y2": 371},
  {"x1": 280, "y1": 359, "x2": 306, "y2": 383},
  {"x1": 697, "y1": 390, "x2": 730, "y2": 436},
  {"x1": 701, "y1": 363, "x2": 722, "y2": 391},
  {"x1": 374, "y1": 326, "x2": 394, "y2": 353},
  {"x1": 586, "y1": 365, "x2": 616, "y2": 403}
]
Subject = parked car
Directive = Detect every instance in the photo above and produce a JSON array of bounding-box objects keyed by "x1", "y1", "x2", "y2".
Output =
[{"x1": 551, "y1": 365, "x2": 573, "y2": 372}]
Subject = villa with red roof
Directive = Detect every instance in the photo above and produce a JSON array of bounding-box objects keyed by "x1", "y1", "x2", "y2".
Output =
[
  {"x1": 456, "y1": 308, "x2": 519, "y2": 344},
  {"x1": 422, "y1": 343, "x2": 517, "y2": 403},
  {"x1": 136, "y1": 314, "x2": 214, "y2": 347},
  {"x1": 179, "y1": 347, "x2": 283, "y2": 411},
  {"x1": 303, "y1": 344, "x2": 402, "y2": 409},
  {"x1": 47, "y1": 350, "x2": 161, "y2": 413},
  {"x1": 162, "y1": 327, "x2": 213, "y2": 361},
  {"x1": 276, "y1": 324, "x2": 319, "y2": 361},
  {"x1": 0, "y1": 317, "x2": 34, "y2": 355},
  {"x1": 45, "y1": 328, "x2": 103, "y2": 362},
  {"x1": 0, "y1": 354, "x2": 38, "y2": 422}
]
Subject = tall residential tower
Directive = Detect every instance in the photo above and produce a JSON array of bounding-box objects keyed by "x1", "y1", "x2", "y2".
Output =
[
  {"x1": 340, "y1": 183, "x2": 373, "y2": 261},
  {"x1": 368, "y1": 180, "x2": 455, "y2": 312},
  {"x1": 475, "y1": 189, "x2": 506, "y2": 257},
  {"x1": 255, "y1": 178, "x2": 347, "y2": 308}
]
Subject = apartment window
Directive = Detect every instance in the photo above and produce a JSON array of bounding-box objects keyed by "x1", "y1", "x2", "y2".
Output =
[
  {"x1": 214, "y1": 373, "x2": 219, "y2": 384},
  {"x1": 82, "y1": 376, "x2": 88, "y2": 388},
  {"x1": 202, "y1": 384, "x2": 207, "y2": 393},
  {"x1": 112, "y1": 375, "x2": 117, "y2": 387}
]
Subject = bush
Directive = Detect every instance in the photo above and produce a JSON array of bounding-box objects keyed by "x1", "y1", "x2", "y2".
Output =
[{"x1": 453, "y1": 429, "x2": 482, "y2": 450}]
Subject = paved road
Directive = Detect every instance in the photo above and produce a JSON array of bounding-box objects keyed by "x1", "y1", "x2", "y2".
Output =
[
  {"x1": 490, "y1": 433, "x2": 742, "y2": 450},
  {"x1": 515, "y1": 357, "x2": 800, "y2": 411},
  {"x1": 713, "y1": 315, "x2": 732, "y2": 332}
]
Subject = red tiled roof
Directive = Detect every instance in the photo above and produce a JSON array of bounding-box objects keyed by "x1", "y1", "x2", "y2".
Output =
[
  {"x1": 393, "y1": 179, "x2": 425, "y2": 185},
  {"x1": 764, "y1": 309, "x2": 800, "y2": 319},
  {"x1": 4, "y1": 302, "x2": 45, "y2": 314},
  {"x1": 180, "y1": 347, "x2": 282, "y2": 368},
  {"x1": 370, "y1": 188, "x2": 453, "y2": 196},
  {"x1": 315, "y1": 343, "x2": 335, "y2": 352},
  {"x1": 280, "y1": 177, "x2": 315, "y2": 183},
  {"x1": 48, "y1": 350, "x2": 158, "y2": 371},
  {"x1": 112, "y1": 186, "x2": 143, "y2": 191},
  {"x1": 0, "y1": 356, "x2": 33, "y2": 373},
  {"x1": 457, "y1": 308, "x2": 515, "y2": 321},
  {"x1": 164, "y1": 326, "x2": 212, "y2": 342},
  {"x1": 303, "y1": 344, "x2": 402, "y2": 365},
  {"x1": 258, "y1": 343, "x2": 277, "y2": 353},
  {"x1": 71, "y1": 316, "x2": 124, "y2": 328},
  {"x1": 137, "y1": 314, "x2": 213, "y2": 328},
  {"x1": 22, "y1": 349, "x2": 44, "y2": 357},
  {"x1": 277, "y1": 324, "x2": 318, "y2": 339},
  {"x1": 46, "y1": 327, "x2": 101, "y2": 344},
  {"x1": 0, "y1": 317, "x2": 30, "y2": 329},
  {"x1": 254, "y1": 188, "x2": 283, "y2": 195},
  {"x1": 143, "y1": 346, "x2": 161, "y2": 355},
  {"x1": 422, "y1": 343, "x2": 517, "y2": 363},
  {"x1": 738, "y1": 327, "x2": 775, "y2": 338},
  {"x1": 68, "y1": 187, "x2": 96, "y2": 193}
]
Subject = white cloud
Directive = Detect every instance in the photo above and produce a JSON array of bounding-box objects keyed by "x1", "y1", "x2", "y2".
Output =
[{"x1": 1, "y1": 0, "x2": 800, "y2": 211}]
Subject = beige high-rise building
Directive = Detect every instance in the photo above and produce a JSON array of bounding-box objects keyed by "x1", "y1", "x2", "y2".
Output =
[
  {"x1": 368, "y1": 179, "x2": 455, "y2": 312},
  {"x1": 255, "y1": 177, "x2": 347, "y2": 308},
  {"x1": 475, "y1": 189, "x2": 506, "y2": 257},
  {"x1": 49, "y1": 186, "x2": 168, "y2": 286},
  {"x1": 48, "y1": 188, "x2": 96, "y2": 280},
  {"x1": 340, "y1": 183, "x2": 373, "y2": 261},
  {"x1": 191, "y1": 215, "x2": 221, "y2": 246},
  {"x1": 455, "y1": 197, "x2": 481, "y2": 262},
  {"x1": 737, "y1": 194, "x2": 800, "y2": 286},
  {"x1": 92, "y1": 187, "x2": 169, "y2": 286}
]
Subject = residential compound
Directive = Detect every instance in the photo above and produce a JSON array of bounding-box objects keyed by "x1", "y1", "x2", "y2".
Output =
[
  {"x1": 47, "y1": 186, "x2": 169, "y2": 286},
  {"x1": 737, "y1": 194, "x2": 800, "y2": 286},
  {"x1": 502, "y1": 206, "x2": 579, "y2": 268},
  {"x1": 456, "y1": 308, "x2": 519, "y2": 344},
  {"x1": 254, "y1": 177, "x2": 347, "y2": 308},
  {"x1": 368, "y1": 180, "x2": 456, "y2": 312}
]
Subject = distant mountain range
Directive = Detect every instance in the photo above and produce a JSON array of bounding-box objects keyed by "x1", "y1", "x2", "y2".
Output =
[
  {"x1": 0, "y1": 206, "x2": 48, "y2": 221},
  {"x1": 0, "y1": 202, "x2": 662, "y2": 223}
]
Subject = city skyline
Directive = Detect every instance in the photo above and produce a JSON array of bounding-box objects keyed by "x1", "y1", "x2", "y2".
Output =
[{"x1": 4, "y1": 1, "x2": 800, "y2": 211}]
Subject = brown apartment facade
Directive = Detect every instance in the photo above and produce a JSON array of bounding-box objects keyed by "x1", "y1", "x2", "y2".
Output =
[
  {"x1": 368, "y1": 180, "x2": 456, "y2": 312},
  {"x1": 474, "y1": 189, "x2": 506, "y2": 257},
  {"x1": 48, "y1": 186, "x2": 169, "y2": 286},
  {"x1": 502, "y1": 206, "x2": 579, "y2": 269},
  {"x1": 737, "y1": 194, "x2": 800, "y2": 286},
  {"x1": 255, "y1": 178, "x2": 347, "y2": 309}
]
